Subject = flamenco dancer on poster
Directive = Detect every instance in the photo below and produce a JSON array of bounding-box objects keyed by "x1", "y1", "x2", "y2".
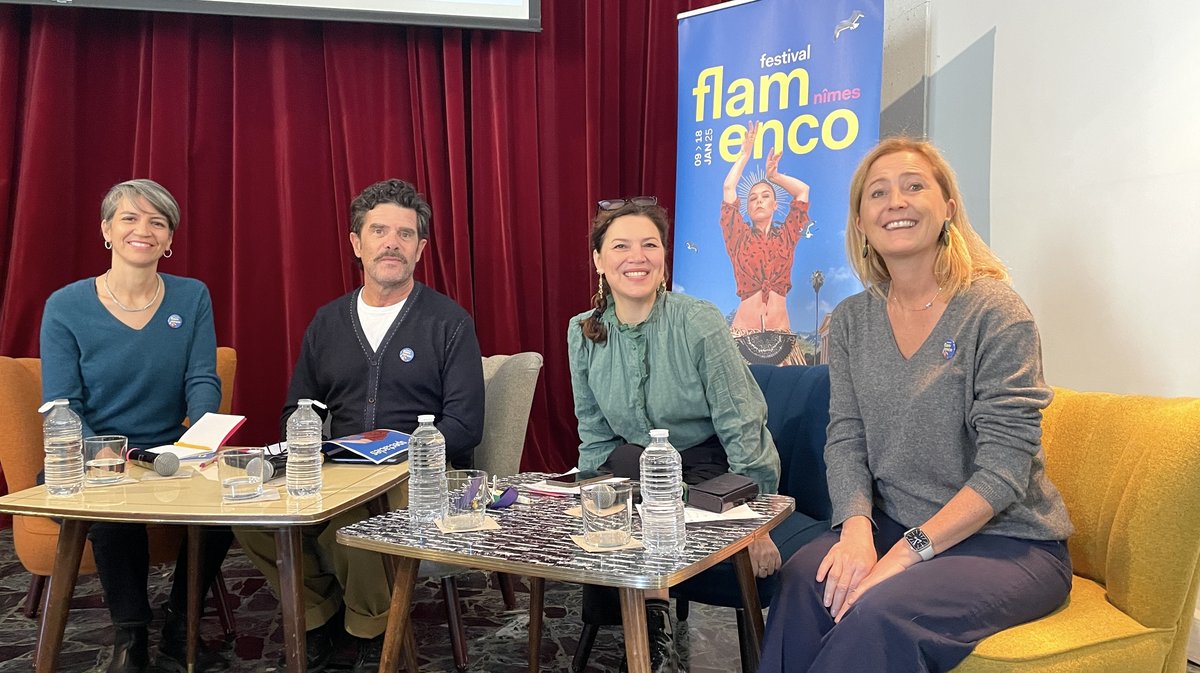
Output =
[{"x1": 721, "y1": 120, "x2": 813, "y2": 365}]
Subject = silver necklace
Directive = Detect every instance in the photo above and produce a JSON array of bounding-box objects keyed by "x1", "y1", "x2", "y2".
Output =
[
  {"x1": 103, "y1": 271, "x2": 162, "y2": 312},
  {"x1": 890, "y1": 286, "x2": 942, "y2": 312}
]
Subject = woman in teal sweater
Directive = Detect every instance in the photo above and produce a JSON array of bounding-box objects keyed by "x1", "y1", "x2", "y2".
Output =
[
  {"x1": 567, "y1": 197, "x2": 800, "y2": 672},
  {"x1": 40, "y1": 179, "x2": 232, "y2": 673}
]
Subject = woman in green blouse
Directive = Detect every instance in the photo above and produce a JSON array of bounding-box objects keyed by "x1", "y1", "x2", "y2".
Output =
[{"x1": 567, "y1": 197, "x2": 800, "y2": 672}]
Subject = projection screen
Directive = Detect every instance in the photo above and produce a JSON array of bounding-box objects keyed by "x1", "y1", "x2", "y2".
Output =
[{"x1": 1, "y1": 0, "x2": 541, "y2": 31}]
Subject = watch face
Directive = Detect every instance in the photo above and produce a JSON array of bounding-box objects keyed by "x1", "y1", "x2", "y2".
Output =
[{"x1": 905, "y1": 528, "x2": 931, "y2": 551}]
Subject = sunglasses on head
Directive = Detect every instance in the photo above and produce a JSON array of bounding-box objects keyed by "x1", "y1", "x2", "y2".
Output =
[{"x1": 597, "y1": 196, "x2": 658, "y2": 212}]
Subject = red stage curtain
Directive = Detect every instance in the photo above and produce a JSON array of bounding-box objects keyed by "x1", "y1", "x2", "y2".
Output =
[{"x1": 0, "y1": 1, "x2": 719, "y2": 493}]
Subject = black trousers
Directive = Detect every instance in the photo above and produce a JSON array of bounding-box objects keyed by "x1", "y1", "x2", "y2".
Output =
[
  {"x1": 581, "y1": 438, "x2": 729, "y2": 625},
  {"x1": 88, "y1": 522, "x2": 234, "y2": 628}
]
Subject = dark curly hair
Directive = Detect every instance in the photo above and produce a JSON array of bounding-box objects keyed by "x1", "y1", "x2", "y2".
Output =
[
  {"x1": 580, "y1": 200, "x2": 671, "y2": 344},
  {"x1": 349, "y1": 179, "x2": 432, "y2": 240}
]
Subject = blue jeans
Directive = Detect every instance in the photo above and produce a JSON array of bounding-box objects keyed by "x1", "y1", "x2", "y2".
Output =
[{"x1": 758, "y1": 509, "x2": 1072, "y2": 673}]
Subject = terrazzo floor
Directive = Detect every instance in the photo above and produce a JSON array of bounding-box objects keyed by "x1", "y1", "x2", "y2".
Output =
[
  {"x1": 0, "y1": 528, "x2": 752, "y2": 673},
  {"x1": 2, "y1": 529, "x2": 1196, "y2": 673}
]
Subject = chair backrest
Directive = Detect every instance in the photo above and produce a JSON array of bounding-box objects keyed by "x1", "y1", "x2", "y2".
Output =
[
  {"x1": 182, "y1": 346, "x2": 238, "y2": 426},
  {"x1": 749, "y1": 364, "x2": 832, "y2": 521},
  {"x1": 3, "y1": 347, "x2": 236, "y2": 487},
  {"x1": 216, "y1": 346, "x2": 237, "y2": 414},
  {"x1": 0, "y1": 357, "x2": 45, "y2": 493},
  {"x1": 1040, "y1": 387, "x2": 1200, "y2": 668},
  {"x1": 474, "y1": 352, "x2": 543, "y2": 478}
]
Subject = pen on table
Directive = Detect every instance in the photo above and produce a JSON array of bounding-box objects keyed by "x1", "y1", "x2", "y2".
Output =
[{"x1": 197, "y1": 453, "x2": 220, "y2": 470}]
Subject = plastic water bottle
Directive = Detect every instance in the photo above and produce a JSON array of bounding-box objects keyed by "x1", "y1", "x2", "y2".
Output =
[
  {"x1": 39, "y1": 399, "x2": 84, "y2": 497},
  {"x1": 286, "y1": 399, "x2": 327, "y2": 497},
  {"x1": 639, "y1": 428, "x2": 686, "y2": 557},
  {"x1": 408, "y1": 414, "x2": 447, "y2": 525}
]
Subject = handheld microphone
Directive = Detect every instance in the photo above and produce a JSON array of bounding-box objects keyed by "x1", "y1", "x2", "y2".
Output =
[
  {"x1": 247, "y1": 454, "x2": 289, "y2": 482},
  {"x1": 126, "y1": 448, "x2": 180, "y2": 477}
]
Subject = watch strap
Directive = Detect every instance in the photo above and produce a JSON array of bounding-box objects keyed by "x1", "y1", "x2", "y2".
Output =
[{"x1": 904, "y1": 526, "x2": 935, "y2": 561}]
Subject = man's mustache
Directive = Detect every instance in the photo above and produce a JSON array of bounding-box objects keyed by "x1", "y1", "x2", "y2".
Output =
[{"x1": 375, "y1": 252, "x2": 408, "y2": 264}]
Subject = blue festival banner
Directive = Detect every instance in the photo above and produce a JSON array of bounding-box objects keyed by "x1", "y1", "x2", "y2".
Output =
[{"x1": 673, "y1": 0, "x2": 883, "y2": 366}]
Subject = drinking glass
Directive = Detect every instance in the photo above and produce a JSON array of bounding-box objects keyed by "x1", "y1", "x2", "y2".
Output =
[
  {"x1": 443, "y1": 469, "x2": 490, "y2": 530},
  {"x1": 219, "y1": 447, "x2": 264, "y2": 501},
  {"x1": 83, "y1": 435, "x2": 127, "y2": 486},
  {"x1": 581, "y1": 482, "x2": 633, "y2": 548}
]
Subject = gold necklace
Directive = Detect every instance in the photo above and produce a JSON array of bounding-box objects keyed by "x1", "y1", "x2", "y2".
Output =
[
  {"x1": 890, "y1": 286, "x2": 942, "y2": 312},
  {"x1": 103, "y1": 271, "x2": 162, "y2": 312}
]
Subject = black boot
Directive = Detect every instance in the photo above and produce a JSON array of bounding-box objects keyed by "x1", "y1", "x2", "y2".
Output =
[
  {"x1": 352, "y1": 634, "x2": 385, "y2": 673},
  {"x1": 154, "y1": 604, "x2": 231, "y2": 673},
  {"x1": 275, "y1": 615, "x2": 340, "y2": 673},
  {"x1": 645, "y1": 600, "x2": 680, "y2": 673},
  {"x1": 620, "y1": 600, "x2": 680, "y2": 673},
  {"x1": 108, "y1": 626, "x2": 150, "y2": 673}
]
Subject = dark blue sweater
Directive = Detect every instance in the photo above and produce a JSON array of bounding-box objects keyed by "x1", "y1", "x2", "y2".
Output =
[
  {"x1": 39, "y1": 274, "x2": 222, "y2": 447},
  {"x1": 280, "y1": 282, "x2": 485, "y2": 468}
]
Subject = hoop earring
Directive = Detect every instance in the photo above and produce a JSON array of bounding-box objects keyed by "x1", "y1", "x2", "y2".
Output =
[
  {"x1": 162, "y1": 248, "x2": 173, "y2": 258},
  {"x1": 104, "y1": 240, "x2": 112, "y2": 250},
  {"x1": 861, "y1": 241, "x2": 870, "y2": 259},
  {"x1": 940, "y1": 220, "x2": 951, "y2": 246}
]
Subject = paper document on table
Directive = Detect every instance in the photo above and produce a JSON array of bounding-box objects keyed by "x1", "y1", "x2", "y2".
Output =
[
  {"x1": 525, "y1": 476, "x2": 628, "y2": 497},
  {"x1": 633, "y1": 503, "x2": 764, "y2": 524}
]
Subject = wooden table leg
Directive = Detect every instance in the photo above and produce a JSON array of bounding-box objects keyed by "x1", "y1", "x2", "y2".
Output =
[
  {"x1": 733, "y1": 548, "x2": 764, "y2": 672},
  {"x1": 276, "y1": 527, "x2": 307, "y2": 673},
  {"x1": 618, "y1": 587, "x2": 650, "y2": 673},
  {"x1": 402, "y1": 618, "x2": 419, "y2": 673},
  {"x1": 186, "y1": 525, "x2": 203, "y2": 673},
  {"x1": 497, "y1": 572, "x2": 518, "y2": 610},
  {"x1": 368, "y1": 507, "x2": 420, "y2": 673},
  {"x1": 36, "y1": 519, "x2": 90, "y2": 673},
  {"x1": 527, "y1": 577, "x2": 544, "y2": 673},
  {"x1": 380, "y1": 556, "x2": 420, "y2": 673}
]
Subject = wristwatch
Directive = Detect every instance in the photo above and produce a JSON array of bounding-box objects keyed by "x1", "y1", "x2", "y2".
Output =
[{"x1": 903, "y1": 526, "x2": 935, "y2": 561}]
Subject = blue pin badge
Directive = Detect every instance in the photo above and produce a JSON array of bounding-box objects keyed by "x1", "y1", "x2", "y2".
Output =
[
  {"x1": 166, "y1": 314, "x2": 183, "y2": 329},
  {"x1": 399, "y1": 347, "x2": 415, "y2": 363},
  {"x1": 942, "y1": 338, "x2": 956, "y2": 360}
]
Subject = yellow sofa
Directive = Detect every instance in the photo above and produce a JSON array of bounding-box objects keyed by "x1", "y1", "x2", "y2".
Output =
[{"x1": 955, "y1": 387, "x2": 1200, "y2": 673}]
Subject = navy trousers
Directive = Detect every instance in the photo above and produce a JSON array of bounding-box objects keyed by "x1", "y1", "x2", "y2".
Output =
[
  {"x1": 758, "y1": 510, "x2": 1072, "y2": 673},
  {"x1": 89, "y1": 522, "x2": 233, "y2": 627}
]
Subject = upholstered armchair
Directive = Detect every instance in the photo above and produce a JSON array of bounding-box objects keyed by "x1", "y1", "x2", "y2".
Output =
[
  {"x1": 954, "y1": 387, "x2": 1200, "y2": 673},
  {"x1": 0, "y1": 348, "x2": 239, "y2": 633},
  {"x1": 429, "y1": 351, "x2": 544, "y2": 671}
]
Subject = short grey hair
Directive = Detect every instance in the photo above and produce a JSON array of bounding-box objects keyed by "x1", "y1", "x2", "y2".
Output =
[{"x1": 100, "y1": 179, "x2": 181, "y2": 232}]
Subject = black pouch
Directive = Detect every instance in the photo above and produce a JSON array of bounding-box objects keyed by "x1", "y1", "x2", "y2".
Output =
[{"x1": 685, "y1": 472, "x2": 759, "y2": 513}]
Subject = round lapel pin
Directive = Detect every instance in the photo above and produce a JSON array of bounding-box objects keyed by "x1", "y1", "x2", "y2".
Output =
[
  {"x1": 399, "y1": 347, "x2": 414, "y2": 362},
  {"x1": 942, "y1": 339, "x2": 956, "y2": 360},
  {"x1": 167, "y1": 314, "x2": 183, "y2": 329}
]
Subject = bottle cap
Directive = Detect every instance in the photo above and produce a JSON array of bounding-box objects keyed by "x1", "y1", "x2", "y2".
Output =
[
  {"x1": 418, "y1": 414, "x2": 435, "y2": 424},
  {"x1": 649, "y1": 428, "x2": 670, "y2": 439},
  {"x1": 37, "y1": 399, "x2": 69, "y2": 414},
  {"x1": 297, "y1": 399, "x2": 328, "y2": 410}
]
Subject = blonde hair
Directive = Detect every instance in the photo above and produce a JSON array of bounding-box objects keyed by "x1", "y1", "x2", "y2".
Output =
[{"x1": 845, "y1": 138, "x2": 1009, "y2": 298}]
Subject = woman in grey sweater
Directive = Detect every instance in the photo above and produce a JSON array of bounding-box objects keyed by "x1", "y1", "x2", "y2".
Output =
[{"x1": 758, "y1": 138, "x2": 1073, "y2": 673}]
